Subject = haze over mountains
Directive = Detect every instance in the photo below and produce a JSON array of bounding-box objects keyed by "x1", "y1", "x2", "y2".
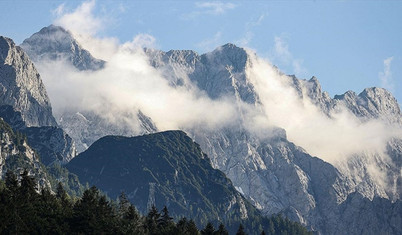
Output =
[{"x1": 0, "y1": 24, "x2": 401, "y2": 234}]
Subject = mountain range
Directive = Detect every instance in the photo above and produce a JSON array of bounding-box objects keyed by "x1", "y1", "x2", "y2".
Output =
[{"x1": 0, "y1": 25, "x2": 401, "y2": 234}]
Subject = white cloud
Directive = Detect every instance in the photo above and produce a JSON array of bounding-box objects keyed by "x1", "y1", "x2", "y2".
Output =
[
  {"x1": 53, "y1": 0, "x2": 102, "y2": 36},
  {"x1": 52, "y1": 3, "x2": 65, "y2": 16},
  {"x1": 379, "y1": 56, "x2": 394, "y2": 92},
  {"x1": 236, "y1": 31, "x2": 253, "y2": 47},
  {"x1": 237, "y1": 13, "x2": 267, "y2": 47},
  {"x1": 182, "y1": 1, "x2": 237, "y2": 19},
  {"x1": 196, "y1": 31, "x2": 222, "y2": 52},
  {"x1": 272, "y1": 36, "x2": 308, "y2": 78},
  {"x1": 246, "y1": 13, "x2": 266, "y2": 28},
  {"x1": 195, "y1": 1, "x2": 237, "y2": 15},
  {"x1": 245, "y1": 52, "x2": 402, "y2": 165}
]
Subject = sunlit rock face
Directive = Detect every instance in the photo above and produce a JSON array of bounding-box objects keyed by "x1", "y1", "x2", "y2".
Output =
[{"x1": 0, "y1": 36, "x2": 57, "y2": 127}]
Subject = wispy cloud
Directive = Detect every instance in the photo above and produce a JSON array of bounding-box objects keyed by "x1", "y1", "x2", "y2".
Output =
[
  {"x1": 52, "y1": 3, "x2": 65, "y2": 16},
  {"x1": 182, "y1": 1, "x2": 237, "y2": 19},
  {"x1": 271, "y1": 36, "x2": 308, "y2": 77},
  {"x1": 195, "y1": 1, "x2": 237, "y2": 15},
  {"x1": 236, "y1": 13, "x2": 267, "y2": 47},
  {"x1": 379, "y1": 56, "x2": 394, "y2": 92},
  {"x1": 196, "y1": 31, "x2": 222, "y2": 52},
  {"x1": 246, "y1": 13, "x2": 266, "y2": 28}
]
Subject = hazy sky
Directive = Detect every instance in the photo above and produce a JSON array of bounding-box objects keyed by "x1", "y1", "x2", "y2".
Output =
[{"x1": 1, "y1": 0, "x2": 401, "y2": 103}]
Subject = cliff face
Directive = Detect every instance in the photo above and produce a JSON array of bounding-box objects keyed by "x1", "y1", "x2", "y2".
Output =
[
  {"x1": 0, "y1": 105, "x2": 76, "y2": 165},
  {"x1": 0, "y1": 117, "x2": 50, "y2": 188},
  {"x1": 0, "y1": 36, "x2": 57, "y2": 127}
]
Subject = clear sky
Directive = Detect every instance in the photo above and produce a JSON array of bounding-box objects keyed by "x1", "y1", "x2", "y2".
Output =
[{"x1": 1, "y1": 0, "x2": 401, "y2": 103}]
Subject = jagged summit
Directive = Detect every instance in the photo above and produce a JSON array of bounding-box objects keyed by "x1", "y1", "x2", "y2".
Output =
[
  {"x1": 0, "y1": 36, "x2": 57, "y2": 127},
  {"x1": 333, "y1": 87, "x2": 401, "y2": 124},
  {"x1": 21, "y1": 25, "x2": 105, "y2": 71},
  {"x1": 203, "y1": 43, "x2": 248, "y2": 72},
  {"x1": 0, "y1": 36, "x2": 14, "y2": 60}
]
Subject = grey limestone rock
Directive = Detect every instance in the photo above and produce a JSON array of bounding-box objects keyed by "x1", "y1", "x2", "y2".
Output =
[
  {"x1": 0, "y1": 105, "x2": 76, "y2": 165},
  {"x1": 0, "y1": 36, "x2": 57, "y2": 127},
  {"x1": 21, "y1": 25, "x2": 105, "y2": 71}
]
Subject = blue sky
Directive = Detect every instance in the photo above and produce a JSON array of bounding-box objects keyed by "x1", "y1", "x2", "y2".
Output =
[{"x1": 1, "y1": 0, "x2": 401, "y2": 103}]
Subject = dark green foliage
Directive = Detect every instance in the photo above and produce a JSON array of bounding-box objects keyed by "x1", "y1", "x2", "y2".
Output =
[
  {"x1": 0, "y1": 174, "x2": 312, "y2": 235},
  {"x1": 216, "y1": 223, "x2": 229, "y2": 235},
  {"x1": 47, "y1": 163, "x2": 86, "y2": 197},
  {"x1": 236, "y1": 224, "x2": 247, "y2": 235},
  {"x1": 201, "y1": 222, "x2": 215, "y2": 235}
]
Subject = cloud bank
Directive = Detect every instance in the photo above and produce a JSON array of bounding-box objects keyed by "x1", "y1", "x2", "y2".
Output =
[{"x1": 246, "y1": 53, "x2": 402, "y2": 163}]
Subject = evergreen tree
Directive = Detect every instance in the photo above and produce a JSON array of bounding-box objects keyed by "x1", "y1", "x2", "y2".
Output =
[
  {"x1": 215, "y1": 223, "x2": 229, "y2": 235},
  {"x1": 177, "y1": 217, "x2": 189, "y2": 234},
  {"x1": 187, "y1": 219, "x2": 200, "y2": 235},
  {"x1": 5, "y1": 170, "x2": 18, "y2": 193},
  {"x1": 158, "y1": 206, "x2": 176, "y2": 234},
  {"x1": 201, "y1": 222, "x2": 215, "y2": 235},
  {"x1": 236, "y1": 224, "x2": 247, "y2": 235},
  {"x1": 70, "y1": 186, "x2": 118, "y2": 234},
  {"x1": 159, "y1": 206, "x2": 174, "y2": 226},
  {"x1": 56, "y1": 182, "x2": 67, "y2": 200},
  {"x1": 118, "y1": 191, "x2": 131, "y2": 215},
  {"x1": 19, "y1": 169, "x2": 37, "y2": 198},
  {"x1": 145, "y1": 205, "x2": 160, "y2": 234}
]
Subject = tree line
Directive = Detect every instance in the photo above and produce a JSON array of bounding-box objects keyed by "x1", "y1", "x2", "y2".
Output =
[{"x1": 0, "y1": 170, "x2": 312, "y2": 235}]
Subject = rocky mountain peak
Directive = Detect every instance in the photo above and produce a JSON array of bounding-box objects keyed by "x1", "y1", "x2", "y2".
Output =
[
  {"x1": 333, "y1": 87, "x2": 401, "y2": 124},
  {"x1": 0, "y1": 36, "x2": 57, "y2": 127},
  {"x1": 359, "y1": 87, "x2": 401, "y2": 122},
  {"x1": 0, "y1": 36, "x2": 14, "y2": 61},
  {"x1": 21, "y1": 25, "x2": 105, "y2": 71},
  {"x1": 204, "y1": 43, "x2": 248, "y2": 73}
]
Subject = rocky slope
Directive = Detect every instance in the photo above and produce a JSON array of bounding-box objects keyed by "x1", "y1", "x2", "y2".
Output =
[
  {"x1": 0, "y1": 117, "x2": 50, "y2": 188},
  {"x1": 58, "y1": 110, "x2": 157, "y2": 153},
  {"x1": 0, "y1": 105, "x2": 76, "y2": 165},
  {"x1": 21, "y1": 25, "x2": 105, "y2": 71},
  {"x1": 67, "y1": 130, "x2": 272, "y2": 234},
  {"x1": 0, "y1": 36, "x2": 57, "y2": 127}
]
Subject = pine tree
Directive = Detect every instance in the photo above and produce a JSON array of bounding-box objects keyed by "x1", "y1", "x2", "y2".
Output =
[
  {"x1": 5, "y1": 170, "x2": 18, "y2": 193},
  {"x1": 158, "y1": 206, "x2": 174, "y2": 227},
  {"x1": 177, "y1": 217, "x2": 189, "y2": 234},
  {"x1": 19, "y1": 170, "x2": 37, "y2": 198},
  {"x1": 118, "y1": 191, "x2": 131, "y2": 215},
  {"x1": 201, "y1": 222, "x2": 215, "y2": 235},
  {"x1": 145, "y1": 205, "x2": 160, "y2": 234},
  {"x1": 236, "y1": 224, "x2": 247, "y2": 235},
  {"x1": 56, "y1": 182, "x2": 67, "y2": 200},
  {"x1": 215, "y1": 223, "x2": 229, "y2": 235},
  {"x1": 187, "y1": 219, "x2": 200, "y2": 235}
]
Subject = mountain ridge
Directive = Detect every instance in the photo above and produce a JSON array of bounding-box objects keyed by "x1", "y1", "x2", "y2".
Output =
[{"x1": 14, "y1": 26, "x2": 402, "y2": 234}]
